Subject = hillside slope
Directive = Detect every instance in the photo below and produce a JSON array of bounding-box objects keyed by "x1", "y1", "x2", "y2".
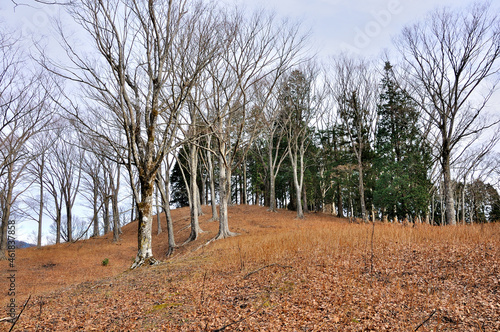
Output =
[{"x1": 1, "y1": 205, "x2": 499, "y2": 331}]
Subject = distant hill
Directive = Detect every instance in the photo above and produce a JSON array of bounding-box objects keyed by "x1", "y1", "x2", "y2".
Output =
[{"x1": 15, "y1": 240, "x2": 34, "y2": 248}]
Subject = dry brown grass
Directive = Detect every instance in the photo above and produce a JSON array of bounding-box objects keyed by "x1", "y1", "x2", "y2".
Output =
[{"x1": 1, "y1": 205, "x2": 499, "y2": 331}]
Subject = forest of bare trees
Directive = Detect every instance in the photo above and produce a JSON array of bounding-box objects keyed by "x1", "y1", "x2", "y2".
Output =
[{"x1": 1, "y1": 0, "x2": 499, "y2": 268}]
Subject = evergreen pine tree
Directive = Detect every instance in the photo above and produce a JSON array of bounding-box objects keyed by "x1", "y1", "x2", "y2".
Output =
[{"x1": 374, "y1": 62, "x2": 432, "y2": 221}]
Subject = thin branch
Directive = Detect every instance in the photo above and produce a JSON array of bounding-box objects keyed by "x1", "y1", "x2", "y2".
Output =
[
  {"x1": 414, "y1": 309, "x2": 436, "y2": 331},
  {"x1": 8, "y1": 295, "x2": 31, "y2": 332}
]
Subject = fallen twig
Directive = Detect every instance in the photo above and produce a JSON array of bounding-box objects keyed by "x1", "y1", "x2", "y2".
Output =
[
  {"x1": 200, "y1": 271, "x2": 208, "y2": 305},
  {"x1": 414, "y1": 309, "x2": 436, "y2": 331},
  {"x1": 9, "y1": 294, "x2": 31, "y2": 332},
  {"x1": 243, "y1": 263, "x2": 292, "y2": 280}
]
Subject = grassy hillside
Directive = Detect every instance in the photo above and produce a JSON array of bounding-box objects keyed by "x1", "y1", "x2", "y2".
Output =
[{"x1": 1, "y1": 205, "x2": 499, "y2": 331}]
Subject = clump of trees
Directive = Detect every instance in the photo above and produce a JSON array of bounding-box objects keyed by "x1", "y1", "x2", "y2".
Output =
[{"x1": 1, "y1": 0, "x2": 499, "y2": 266}]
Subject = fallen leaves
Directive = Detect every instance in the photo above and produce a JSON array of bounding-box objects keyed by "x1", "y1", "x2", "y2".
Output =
[{"x1": 1, "y1": 206, "x2": 499, "y2": 331}]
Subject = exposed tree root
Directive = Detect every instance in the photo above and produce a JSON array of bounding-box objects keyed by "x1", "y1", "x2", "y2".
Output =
[
  {"x1": 214, "y1": 231, "x2": 239, "y2": 241},
  {"x1": 165, "y1": 245, "x2": 176, "y2": 257},
  {"x1": 130, "y1": 256, "x2": 159, "y2": 269}
]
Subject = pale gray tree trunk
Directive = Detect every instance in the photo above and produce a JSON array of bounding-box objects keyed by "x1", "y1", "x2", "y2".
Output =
[
  {"x1": 215, "y1": 145, "x2": 237, "y2": 240},
  {"x1": 288, "y1": 142, "x2": 304, "y2": 219},
  {"x1": 92, "y1": 175, "x2": 99, "y2": 237},
  {"x1": 131, "y1": 178, "x2": 156, "y2": 268},
  {"x1": 207, "y1": 140, "x2": 218, "y2": 221},
  {"x1": 111, "y1": 168, "x2": 120, "y2": 242},
  {"x1": 156, "y1": 171, "x2": 176, "y2": 256},
  {"x1": 37, "y1": 154, "x2": 45, "y2": 248},
  {"x1": 186, "y1": 144, "x2": 202, "y2": 242},
  {"x1": 156, "y1": 185, "x2": 162, "y2": 235},
  {"x1": 242, "y1": 158, "x2": 248, "y2": 205},
  {"x1": 357, "y1": 153, "x2": 367, "y2": 223},
  {"x1": 269, "y1": 142, "x2": 277, "y2": 212},
  {"x1": 103, "y1": 197, "x2": 110, "y2": 234}
]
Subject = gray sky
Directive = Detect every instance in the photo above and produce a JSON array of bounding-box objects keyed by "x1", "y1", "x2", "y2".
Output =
[
  {"x1": 1, "y1": 0, "x2": 486, "y2": 58},
  {"x1": 240, "y1": 0, "x2": 480, "y2": 58}
]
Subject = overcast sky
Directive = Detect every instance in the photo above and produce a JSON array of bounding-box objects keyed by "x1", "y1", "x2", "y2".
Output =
[
  {"x1": 241, "y1": 0, "x2": 486, "y2": 59},
  {"x1": 1, "y1": 0, "x2": 498, "y2": 243},
  {"x1": 1, "y1": 0, "x2": 490, "y2": 59}
]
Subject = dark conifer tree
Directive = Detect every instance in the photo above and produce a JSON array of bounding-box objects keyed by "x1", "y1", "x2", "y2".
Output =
[{"x1": 374, "y1": 62, "x2": 432, "y2": 221}]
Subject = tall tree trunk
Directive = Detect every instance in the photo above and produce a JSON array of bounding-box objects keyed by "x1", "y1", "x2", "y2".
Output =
[
  {"x1": 131, "y1": 193, "x2": 135, "y2": 224},
  {"x1": 291, "y1": 164, "x2": 304, "y2": 219},
  {"x1": 103, "y1": 198, "x2": 110, "y2": 234},
  {"x1": 442, "y1": 146, "x2": 456, "y2": 225},
  {"x1": 112, "y1": 192, "x2": 120, "y2": 242},
  {"x1": 197, "y1": 182, "x2": 203, "y2": 216},
  {"x1": 0, "y1": 188, "x2": 12, "y2": 256},
  {"x1": 268, "y1": 137, "x2": 278, "y2": 211},
  {"x1": 215, "y1": 148, "x2": 237, "y2": 240},
  {"x1": 302, "y1": 182, "x2": 308, "y2": 214},
  {"x1": 156, "y1": 173, "x2": 176, "y2": 256},
  {"x1": 56, "y1": 207, "x2": 61, "y2": 244},
  {"x1": 131, "y1": 179, "x2": 157, "y2": 268},
  {"x1": 37, "y1": 159, "x2": 44, "y2": 248},
  {"x1": 207, "y1": 138, "x2": 218, "y2": 221},
  {"x1": 201, "y1": 162, "x2": 207, "y2": 206},
  {"x1": 92, "y1": 179, "x2": 99, "y2": 237},
  {"x1": 187, "y1": 144, "x2": 202, "y2": 242},
  {"x1": 209, "y1": 167, "x2": 218, "y2": 221},
  {"x1": 288, "y1": 142, "x2": 304, "y2": 219},
  {"x1": 66, "y1": 197, "x2": 73, "y2": 242},
  {"x1": 440, "y1": 185, "x2": 444, "y2": 225},
  {"x1": 269, "y1": 163, "x2": 277, "y2": 211},
  {"x1": 156, "y1": 185, "x2": 162, "y2": 235},
  {"x1": 357, "y1": 154, "x2": 367, "y2": 223},
  {"x1": 242, "y1": 158, "x2": 247, "y2": 205},
  {"x1": 431, "y1": 192, "x2": 435, "y2": 225},
  {"x1": 337, "y1": 183, "x2": 343, "y2": 218},
  {"x1": 462, "y1": 185, "x2": 465, "y2": 224}
]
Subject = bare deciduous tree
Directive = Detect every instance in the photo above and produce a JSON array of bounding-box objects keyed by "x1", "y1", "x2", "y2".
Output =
[
  {"x1": 203, "y1": 8, "x2": 307, "y2": 239},
  {"x1": 280, "y1": 65, "x2": 325, "y2": 219},
  {"x1": 45, "y1": 0, "x2": 219, "y2": 267},
  {"x1": 395, "y1": 2, "x2": 500, "y2": 225},
  {"x1": 330, "y1": 55, "x2": 378, "y2": 223},
  {"x1": 0, "y1": 30, "x2": 53, "y2": 258}
]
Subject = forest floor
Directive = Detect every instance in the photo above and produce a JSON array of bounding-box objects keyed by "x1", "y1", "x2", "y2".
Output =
[{"x1": 1, "y1": 205, "x2": 499, "y2": 331}]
